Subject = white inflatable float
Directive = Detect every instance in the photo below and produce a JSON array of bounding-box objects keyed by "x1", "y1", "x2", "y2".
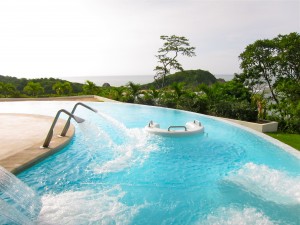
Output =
[{"x1": 145, "y1": 120, "x2": 204, "y2": 137}]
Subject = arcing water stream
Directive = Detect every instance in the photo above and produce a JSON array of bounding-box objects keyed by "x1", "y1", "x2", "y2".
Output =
[{"x1": 0, "y1": 165, "x2": 41, "y2": 224}]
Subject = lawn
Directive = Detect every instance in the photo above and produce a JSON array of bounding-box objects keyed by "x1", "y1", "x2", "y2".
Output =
[{"x1": 266, "y1": 132, "x2": 300, "y2": 151}]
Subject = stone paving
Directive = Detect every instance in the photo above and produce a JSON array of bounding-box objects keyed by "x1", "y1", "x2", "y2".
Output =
[{"x1": 0, "y1": 113, "x2": 74, "y2": 174}]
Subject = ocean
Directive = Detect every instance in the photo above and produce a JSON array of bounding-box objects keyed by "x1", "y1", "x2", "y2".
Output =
[{"x1": 61, "y1": 74, "x2": 234, "y2": 87}]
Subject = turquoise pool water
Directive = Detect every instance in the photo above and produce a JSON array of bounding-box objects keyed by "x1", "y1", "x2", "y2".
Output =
[{"x1": 1, "y1": 101, "x2": 300, "y2": 224}]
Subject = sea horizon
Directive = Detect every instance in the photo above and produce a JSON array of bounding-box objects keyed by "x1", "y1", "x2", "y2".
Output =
[{"x1": 61, "y1": 74, "x2": 234, "y2": 87}]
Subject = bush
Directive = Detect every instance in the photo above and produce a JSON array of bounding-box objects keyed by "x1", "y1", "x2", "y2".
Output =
[
  {"x1": 178, "y1": 95, "x2": 209, "y2": 114},
  {"x1": 210, "y1": 100, "x2": 258, "y2": 122}
]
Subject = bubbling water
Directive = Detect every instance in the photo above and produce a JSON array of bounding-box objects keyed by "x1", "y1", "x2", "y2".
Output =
[
  {"x1": 225, "y1": 162, "x2": 300, "y2": 205},
  {"x1": 198, "y1": 206, "x2": 275, "y2": 225},
  {"x1": 38, "y1": 185, "x2": 145, "y2": 225},
  {"x1": 78, "y1": 112, "x2": 160, "y2": 174}
]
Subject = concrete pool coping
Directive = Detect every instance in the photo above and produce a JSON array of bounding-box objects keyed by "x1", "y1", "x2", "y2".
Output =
[{"x1": 0, "y1": 113, "x2": 75, "y2": 174}]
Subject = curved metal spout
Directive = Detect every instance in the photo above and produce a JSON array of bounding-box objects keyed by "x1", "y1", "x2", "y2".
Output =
[
  {"x1": 60, "y1": 102, "x2": 97, "y2": 137},
  {"x1": 42, "y1": 109, "x2": 85, "y2": 148}
]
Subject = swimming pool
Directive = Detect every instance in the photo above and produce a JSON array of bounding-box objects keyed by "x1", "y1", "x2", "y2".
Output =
[{"x1": 1, "y1": 101, "x2": 300, "y2": 224}]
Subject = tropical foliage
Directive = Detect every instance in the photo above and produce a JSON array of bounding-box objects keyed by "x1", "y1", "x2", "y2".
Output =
[
  {"x1": 23, "y1": 81, "x2": 44, "y2": 97},
  {"x1": 0, "y1": 75, "x2": 83, "y2": 97},
  {"x1": 52, "y1": 81, "x2": 73, "y2": 95},
  {"x1": 0, "y1": 82, "x2": 18, "y2": 97},
  {"x1": 0, "y1": 32, "x2": 298, "y2": 133},
  {"x1": 145, "y1": 69, "x2": 217, "y2": 89},
  {"x1": 237, "y1": 32, "x2": 300, "y2": 133}
]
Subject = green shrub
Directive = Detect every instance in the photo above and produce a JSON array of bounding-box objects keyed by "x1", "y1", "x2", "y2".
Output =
[{"x1": 210, "y1": 100, "x2": 258, "y2": 122}]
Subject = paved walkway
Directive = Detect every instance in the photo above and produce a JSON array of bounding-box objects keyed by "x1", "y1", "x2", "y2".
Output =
[
  {"x1": 0, "y1": 95, "x2": 118, "y2": 174},
  {"x1": 0, "y1": 113, "x2": 74, "y2": 174}
]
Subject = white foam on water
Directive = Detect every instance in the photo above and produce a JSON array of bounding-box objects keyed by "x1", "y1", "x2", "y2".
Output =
[
  {"x1": 94, "y1": 128, "x2": 159, "y2": 174},
  {"x1": 91, "y1": 113, "x2": 160, "y2": 174},
  {"x1": 225, "y1": 162, "x2": 300, "y2": 205},
  {"x1": 198, "y1": 206, "x2": 275, "y2": 225},
  {"x1": 38, "y1": 185, "x2": 144, "y2": 225}
]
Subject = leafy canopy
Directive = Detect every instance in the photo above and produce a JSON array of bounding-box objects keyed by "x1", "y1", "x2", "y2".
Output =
[{"x1": 237, "y1": 32, "x2": 300, "y2": 132}]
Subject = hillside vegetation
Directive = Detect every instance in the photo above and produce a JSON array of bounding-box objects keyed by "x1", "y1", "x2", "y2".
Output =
[
  {"x1": 0, "y1": 75, "x2": 83, "y2": 96},
  {"x1": 143, "y1": 69, "x2": 217, "y2": 88}
]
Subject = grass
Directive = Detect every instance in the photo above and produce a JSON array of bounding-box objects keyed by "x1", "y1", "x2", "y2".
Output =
[{"x1": 266, "y1": 132, "x2": 300, "y2": 151}]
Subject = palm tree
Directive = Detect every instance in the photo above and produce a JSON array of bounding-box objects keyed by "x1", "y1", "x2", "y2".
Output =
[
  {"x1": 52, "y1": 82, "x2": 64, "y2": 95},
  {"x1": 110, "y1": 87, "x2": 124, "y2": 101},
  {"x1": 83, "y1": 80, "x2": 98, "y2": 95},
  {"x1": 127, "y1": 82, "x2": 141, "y2": 103},
  {"x1": 62, "y1": 82, "x2": 73, "y2": 95},
  {"x1": 171, "y1": 82, "x2": 185, "y2": 101}
]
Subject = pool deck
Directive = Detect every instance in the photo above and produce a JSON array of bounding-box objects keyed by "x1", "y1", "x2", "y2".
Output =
[
  {"x1": 0, "y1": 113, "x2": 75, "y2": 174},
  {"x1": 0, "y1": 95, "x2": 119, "y2": 174}
]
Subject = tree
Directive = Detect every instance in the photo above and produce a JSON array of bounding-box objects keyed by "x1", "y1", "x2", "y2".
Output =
[
  {"x1": 62, "y1": 82, "x2": 73, "y2": 95},
  {"x1": 238, "y1": 32, "x2": 300, "y2": 132},
  {"x1": 52, "y1": 81, "x2": 72, "y2": 95},
  {"x1": 197, "y1": 81, "x2": 257, "y2": 121},
  {"x1": 83, "y1": 80, "x2": 98, "y2": 95},
  {"x1": 148, "y1": 85, "x2": 160, "y2": 105},
  {"x1": 154, "y1": 35, "x2": 196, "y2": 88},
  {"x1": 170, "y1": 82, "x2": 186, "y2": 108},
  {"x1": 238, "y1": 32, "x2": 300, "y2": 105},
  {"x1": 126, "y1": 82, "x2": 141, "y2": 103},
  {"x1": 109, "y1": 87, "x2": 124, "y2": 101},
  {"x1": 0, "y1": 82, "x2": 17, "y2": 97},
  {"x1": 52, "y1": 82, "x2": 64, "y2": 95},
  {"x1": 239, "y1": 39, "x2": 278, "y2": 103},
  {"x1": 271, "y1": 78, "x2": 300, "y2": 132},
  {"x1": 23, "y1": 81, "x2": 44, "y2": 97},
  {"x1": 274, "y1": 32, "x2": 300, "y2": 82}
]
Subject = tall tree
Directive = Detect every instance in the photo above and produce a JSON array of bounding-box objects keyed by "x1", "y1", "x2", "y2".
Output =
[
  {"x1": 239, "y1": 39, "x2": 278, "y2": 103},
  {"x1": 154, "y1": 35, "x2": 196, "y2": 88},
  {"x1": 0, "y1": 82, "x2": 17, "y2": 97},
  {"x1": 23, "y1": 81, "x2": 44, "y2": 97},
  {"x1": 171, "y1": 82, "x2": 186, "y2": 101},
  {"x1": 238, "y1": 32, "x2": 300, "y2": 105},
  {"x1": 274, "y1": 32, "x2": 300, "y2": 82},
  {"x1": 127, "y1": 81, "x2": 141, "y2": 103},
  {"x1": 52, "y1": 81, "x2": 72, "y2": 95},
  {"x1": 52, "y1": 81, "x2": 64, "y2": 95},
  {"x1": 62, "y1": 81, "x2": 73, "y2": 95},
  {"x1": 238, "y1": 32, "x2": 300, "y2": 131},
  {"x1": 83, "y1": 80, "x2": 98, "y2": 95}
]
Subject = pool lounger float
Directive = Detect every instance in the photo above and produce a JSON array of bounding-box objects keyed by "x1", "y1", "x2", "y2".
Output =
[{"x1": 145, "y1": 120, "x2": 204, "y2": 136}]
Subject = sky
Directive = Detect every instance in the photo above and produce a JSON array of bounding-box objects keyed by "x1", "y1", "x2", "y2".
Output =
[{"x1": 0, "y1": 0, "x2": 299, "y2": 79}]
